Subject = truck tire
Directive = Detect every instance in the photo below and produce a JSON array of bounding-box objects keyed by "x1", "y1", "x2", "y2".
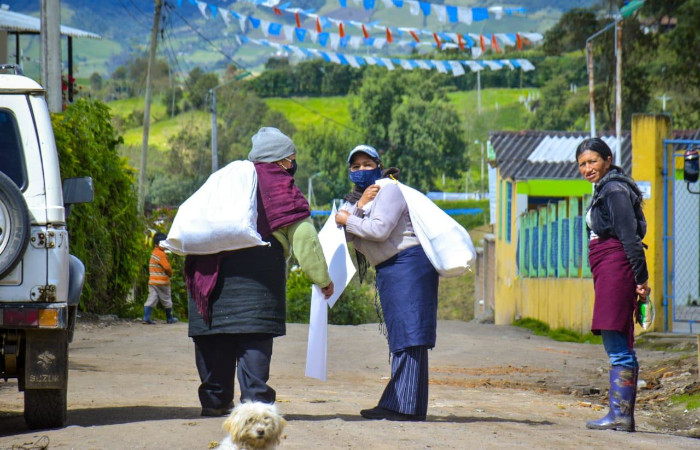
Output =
[
  {"x1": 24, "y1": 388, "x2": 68, "y2": 429},
  {"x1": 0, "y1": 170, "x2": 30, "y2": 278}
]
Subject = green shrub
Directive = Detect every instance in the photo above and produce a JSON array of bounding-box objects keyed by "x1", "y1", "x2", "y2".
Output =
[
  {"x1": 286, "y1": 267, "x2": 376, "y2": 325},
  {"x1": 53, "y1": 99, "x2": 148, "y2": 315}
]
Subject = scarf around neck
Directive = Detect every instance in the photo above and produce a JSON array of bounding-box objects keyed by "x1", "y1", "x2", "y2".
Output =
[{"x1": 254, "y1": 161, "x2": 310, "y2": 238}]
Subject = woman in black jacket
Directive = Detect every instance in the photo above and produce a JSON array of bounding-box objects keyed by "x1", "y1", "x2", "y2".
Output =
[{"x1": 576, "y1": 137, "x2": 650, "y2": 432}]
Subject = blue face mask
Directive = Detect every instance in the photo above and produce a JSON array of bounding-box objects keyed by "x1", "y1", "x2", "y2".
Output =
[{"x1": 349, "y1": 167, "x2": 383, "y2": 189}]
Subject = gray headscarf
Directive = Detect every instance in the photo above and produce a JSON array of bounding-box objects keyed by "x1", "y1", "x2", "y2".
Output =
[{"x1": 247, "y1": 127, "x2": 296, "y2": 163}]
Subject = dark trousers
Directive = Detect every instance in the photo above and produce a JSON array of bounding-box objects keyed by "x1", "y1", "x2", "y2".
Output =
[
  {"x1": 378, "y1": 345, "x2": 429, "y2": 417},
  {"x1": 193, "y1": 333, "x2": 275, "y2": 409}
]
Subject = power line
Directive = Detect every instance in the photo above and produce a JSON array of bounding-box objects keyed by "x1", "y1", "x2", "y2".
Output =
[
  {"x1": 165, "y1": 1, "x2": 246, "y2": 69},
  {"x1": 161, "y1": 1, "x2": 361, "y2": 133},
  {"x1": 115, "y1": 0, "x2": 150, "y2": 30}
]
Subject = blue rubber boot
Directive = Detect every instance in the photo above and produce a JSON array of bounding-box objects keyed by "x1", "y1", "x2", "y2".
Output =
[
  {"x1": 586, "y1": 366, "x2": 637, "y2": 432},
  {"x1": 166, "y1": 308, "x2": 178, "y2": 324},
  {"x1": 142, "y1": 306, "x2": 155, "y2": 324}
]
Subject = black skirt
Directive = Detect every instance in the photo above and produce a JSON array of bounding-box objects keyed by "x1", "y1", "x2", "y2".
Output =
[{"x1": 188, "y1": 237, "x2": 286, "y2": 337}]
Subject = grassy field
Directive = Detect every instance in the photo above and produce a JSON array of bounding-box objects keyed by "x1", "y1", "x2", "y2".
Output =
[{"x1": 111, "y1": 87, "x2": 536, "y2": 175}]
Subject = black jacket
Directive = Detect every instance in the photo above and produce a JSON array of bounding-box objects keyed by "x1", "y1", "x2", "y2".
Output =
[{"x1": 587, "y1": 166, "x2": 648, "y2": 284}]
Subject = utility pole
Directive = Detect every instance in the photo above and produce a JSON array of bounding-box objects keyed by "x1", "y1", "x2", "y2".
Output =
[
  {"x1": 210, "y1": 89, "x2": 218, "y2": 173},
  {"x1": 476, "y1": 69, "x2": 482, "y2": 115},
  {"x1": 40, "y1": 0, "x2": 62, "y2": 112},
  {"x1": 586, "y1": 40, "x2": 595, "y2": 137},
  {"x1": 138, "y1": 0, "x2": 163, "y2": 212}
]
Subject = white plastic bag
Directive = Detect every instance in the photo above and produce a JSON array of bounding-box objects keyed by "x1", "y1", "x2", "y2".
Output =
[
  {"x1": 161, "y1": 160, "x2": 267, "y2": 255},
  {"x1": 376, "y1": 179, "x2": 476, "y2": 277}
]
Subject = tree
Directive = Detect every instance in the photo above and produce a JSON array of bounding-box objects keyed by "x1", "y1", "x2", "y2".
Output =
[
  {"x1": 89, "y1": 72, "x2": 103, "y2": 92},
  {"x1": 349, "y1": 68, "x2": 407, "y2": 149},
  {"x1": 386, "y1": 97, "x2": 467, "y2": 192},
  {"x1": 186, "y1": 67, "x2": 219, "y2": 110},
  {"x1": 543, "y1": 8, "x2": 600, "y2": 56},
  {"x1": 294, "y1": 124, "x2": 361, "y2": 206}
]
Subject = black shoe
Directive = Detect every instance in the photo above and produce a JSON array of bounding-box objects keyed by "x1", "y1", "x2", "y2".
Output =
[
  {"x1": 360, "y1": 406, "x2": 426, "y2": 422},
  {"x1": 201, "y1": 402, "x2": 233, "y2": 417}
]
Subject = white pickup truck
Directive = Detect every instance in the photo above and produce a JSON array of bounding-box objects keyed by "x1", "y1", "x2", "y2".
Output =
[{"x1": 0, "y1": 64, "x2": 93, "y2": 429}]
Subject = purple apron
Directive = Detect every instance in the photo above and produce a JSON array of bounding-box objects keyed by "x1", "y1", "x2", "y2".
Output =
[{"x1": 588, "y1": 237, "x2": 637, "y2": 349}]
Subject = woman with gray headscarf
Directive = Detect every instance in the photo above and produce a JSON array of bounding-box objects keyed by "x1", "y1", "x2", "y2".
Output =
[{"x1": 185, "y1": 127, "x2": 334, "y2": 416}]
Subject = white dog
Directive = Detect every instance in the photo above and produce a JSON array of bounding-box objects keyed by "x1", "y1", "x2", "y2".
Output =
[{"x1": 215, "y1": 401, "x2": 286, "y2": 450}]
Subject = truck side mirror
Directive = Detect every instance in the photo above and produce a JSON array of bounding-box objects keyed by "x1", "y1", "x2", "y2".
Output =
[
  {"x1": 684, "y1": 148, "x2": 699, "y2": 194},
  {"x1": 63, "y1": 177, "x2": 94, "y2": 205},
  {"x1": 63, "y1": 177, "x2": 94, "y2": 218}
]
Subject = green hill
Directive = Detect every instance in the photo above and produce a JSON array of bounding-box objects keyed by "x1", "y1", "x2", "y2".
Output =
[{"x1": 113, "y1": 87, "x2": 536, "y2": 170}]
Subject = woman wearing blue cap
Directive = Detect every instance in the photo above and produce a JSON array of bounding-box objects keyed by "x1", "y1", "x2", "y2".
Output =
[{"x1": 335, "y1": 145, "x2": 439, "y2": 422}]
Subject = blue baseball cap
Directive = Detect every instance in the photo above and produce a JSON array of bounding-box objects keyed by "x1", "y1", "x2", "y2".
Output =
[{"x1": 347, "y1": 145, "x2": 380, "y2": 164}]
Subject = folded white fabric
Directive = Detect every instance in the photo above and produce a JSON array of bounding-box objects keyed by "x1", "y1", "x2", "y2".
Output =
[{"x1": 162, "y1": 160, "x2": 268, "y2": 255}]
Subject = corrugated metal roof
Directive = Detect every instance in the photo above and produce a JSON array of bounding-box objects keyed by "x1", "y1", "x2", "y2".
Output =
[
  {"x1": 490, "y1": 129, "x2": 697, "y2": 181},
  {"x1": 527, "y1": 135, "x2": 621, "y2": 163},
  {"x1": 0, "y1": 9, "x2": 101, "y2": 39}
]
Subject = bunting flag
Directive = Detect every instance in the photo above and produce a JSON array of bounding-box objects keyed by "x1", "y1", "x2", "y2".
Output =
[
  {"x1": 491, "y1": 34, "x2": 501, "y2": 53},
  {"x1": 479, "y1": 34, "x2": 485, "y2": 53},
  {"x1": 336, "y1": 1, "x2": 526, "y2": 24},
  {"x1": 457, "y1": 34, "x2": 465, "y2": 51},
  {"x1": 339, "y1": 22, "x2": 346, "y2": 38},
  {"x1": 361, "y1": 24, "x2": 370, "y2": 39},
  {"x1": 433, "y1": 32, "x2": 441, "y2": 49},
  {"x1": 386, "y1": 27, "x2": 393, "y2": 43},
  {"x1": 235, "y1": 34, "x2": 535, "y2": 77},
  {"x1": 273, "y1": 6, "x2": 283, "y2": 15},
  {"x1": 175, "y1": 0, "x2": 542, "y2": 53}
]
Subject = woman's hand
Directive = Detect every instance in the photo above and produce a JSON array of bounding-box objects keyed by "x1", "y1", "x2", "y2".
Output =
[
  {"x1": 636, "y1": 282, "x2": 650, "y2": 297},
  {"x1": 357, "y1": 184, "x2": 380, "y2": 209},
  {"x1": 321, "y1": 281, "x2": 334, "y2": 299},
  {"x1": 335, "y1": 210, "x2": 350, "y2": 226}
]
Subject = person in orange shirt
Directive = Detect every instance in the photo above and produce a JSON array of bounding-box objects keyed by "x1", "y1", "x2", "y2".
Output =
[{"x1": 143, "y1": 233, "x2": 178, "y2": 324}]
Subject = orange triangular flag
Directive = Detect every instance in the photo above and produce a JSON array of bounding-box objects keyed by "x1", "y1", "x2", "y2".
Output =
[
  {"x1": 295, "y1": 12, "x2": 301, "y2": 28},
  {"x1": 479, "y1": 34, "x2": 485, "y2": 53},
  {"x1": 458, "y1": 34, "x2": 465, "y2": 50},
  {"x1": 516, "y1": 33, "x2": 522, "y2": 51},
  {"x1": 409, "y1": 30, "x2": 420, "y2": 42},
  {"x1": 492, "y1": 34, "x2": 501, "y2": 53},
  {"x1": 362, "y1": 24, "x2": 370, "y2": 39},
  {"x1": 273, "y1": 6, "x2": 283, "y2": 15},
  {"x1": 316, "y1": 17, "x2": 322, "y2": 33},
  {"x1": 339, "y1": 22, "x2": 345, "y2": 38},
  {"x1": 386, "y1": 27, "x2": 393, "y2": 43},
  {"x1": 433, "y1": 32, "x2": 441, "y2": 48}
]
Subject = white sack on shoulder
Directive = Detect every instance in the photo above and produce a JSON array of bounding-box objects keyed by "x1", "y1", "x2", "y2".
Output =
[
  {"x1": 161, "y1": 160, "x2": 267, "y2": 255},
  {"x1": 376, "y1": 178, "x2": 476, "y2": 277}
]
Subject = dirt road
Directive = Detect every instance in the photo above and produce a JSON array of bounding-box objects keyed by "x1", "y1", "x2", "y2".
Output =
[{"x1": 0, "y1": 318, "x2": 698, "y2": 449}]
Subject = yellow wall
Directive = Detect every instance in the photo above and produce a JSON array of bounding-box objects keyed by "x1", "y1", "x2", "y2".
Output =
[
  {"x1": 493, "y1": 170, "x2": 596, "y2": 333},
  {"x1": 494, "y1": 115, "x2": 670, "y2": 333},
  {"x1": 631, "y1": 114, "x2": 671, "y2": 332}
]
